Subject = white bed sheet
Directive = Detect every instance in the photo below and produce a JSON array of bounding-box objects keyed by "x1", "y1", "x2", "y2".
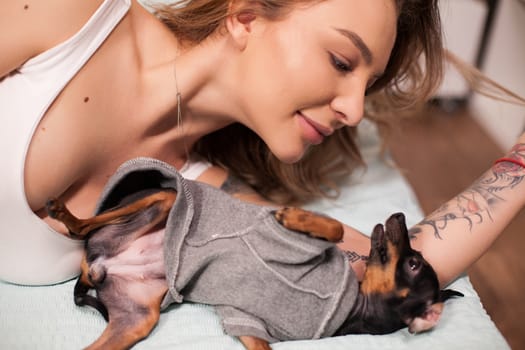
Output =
[{"x1": 0, "y1": 122, "x2": 510, "y2": 349}]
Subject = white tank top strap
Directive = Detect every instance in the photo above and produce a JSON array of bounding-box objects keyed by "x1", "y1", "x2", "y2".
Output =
[{"x1": 179, "y1": 156, "x2": 213, "y2": 180}]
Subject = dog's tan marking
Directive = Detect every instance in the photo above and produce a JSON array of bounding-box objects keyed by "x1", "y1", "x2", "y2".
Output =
[
  {"x1": 79, "y1": 255, "x2": 94, "y2": 288},
  {"x1": 239, "y1": 336, "x2": 272, "y2": 350},
  {"x1": 274, "y1": 207, "x2": 344, "y2": 242},
  {"x1": 360, "y1": 241, "x2": 400, "y2": 295},
  {"x1": 396, "y1": 288, "x2": 410, "y2": 298}
]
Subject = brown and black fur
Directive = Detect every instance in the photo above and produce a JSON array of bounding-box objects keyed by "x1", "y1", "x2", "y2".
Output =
[{"x1": 46, "y1": 189, "x2": 462, "y2": 350}]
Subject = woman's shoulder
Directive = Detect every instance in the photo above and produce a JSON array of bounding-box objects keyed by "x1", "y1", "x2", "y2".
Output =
[{"x1": 0, "y1": 0, "x2": 106, "y2": 78}]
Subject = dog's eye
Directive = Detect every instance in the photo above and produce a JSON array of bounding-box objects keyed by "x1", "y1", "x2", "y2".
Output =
[{"x1": 408, "y1": 257, "x2": 421, "y2": 271}]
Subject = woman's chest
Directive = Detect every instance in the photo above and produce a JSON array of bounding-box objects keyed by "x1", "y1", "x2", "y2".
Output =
[{"x1": 23, "y1": 43, "x2": 180, "y2": 230}]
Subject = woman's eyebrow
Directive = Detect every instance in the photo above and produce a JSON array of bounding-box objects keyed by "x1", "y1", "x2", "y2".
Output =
[{"x1": 333, "y1": 28, "x2": 373, "y2": 65}]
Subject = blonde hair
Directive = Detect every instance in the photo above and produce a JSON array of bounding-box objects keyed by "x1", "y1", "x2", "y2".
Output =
[{"x1": 154, "y1": 0, "x2": 506, "y2": 205}]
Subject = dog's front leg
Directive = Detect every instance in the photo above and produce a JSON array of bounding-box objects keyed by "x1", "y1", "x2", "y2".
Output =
[
  {"x1": 239, "y1": 336, "x2": 272, "y2": 350},
  {"x1": 273, "y1": 207, "x2": 344, "y2": 242}
]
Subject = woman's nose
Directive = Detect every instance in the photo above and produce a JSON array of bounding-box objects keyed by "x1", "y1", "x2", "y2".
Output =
[{"x1": 330, "y1": 85, "x2": 366, "y2": 127}]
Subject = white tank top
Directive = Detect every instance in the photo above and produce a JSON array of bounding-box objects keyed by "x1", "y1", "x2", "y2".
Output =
[{"x1": 0, "y1": 0, "x2": 210, "y2": 285}]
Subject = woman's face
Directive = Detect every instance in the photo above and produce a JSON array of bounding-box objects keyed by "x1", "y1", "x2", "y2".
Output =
[{"x1": 233, "y1": 0, "x2": 397, "y2": 163}]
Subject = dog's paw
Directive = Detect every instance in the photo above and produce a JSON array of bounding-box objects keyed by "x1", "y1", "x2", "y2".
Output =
[
  {"x1": 273, "y1": 207, "x2": 309, "y2": 228},
  {"x1": 272, "y1": 207, "x2": 290, "y2": 225}
]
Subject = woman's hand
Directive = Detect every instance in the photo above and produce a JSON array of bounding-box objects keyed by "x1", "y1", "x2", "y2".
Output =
[{"x1": 517, "y1": 131, "x2": 525, "y2": 145}]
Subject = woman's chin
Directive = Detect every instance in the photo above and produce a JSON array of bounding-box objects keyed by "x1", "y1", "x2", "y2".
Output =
[{"x1": 272, "y1": 145, "x2": 309, "y2": 164}]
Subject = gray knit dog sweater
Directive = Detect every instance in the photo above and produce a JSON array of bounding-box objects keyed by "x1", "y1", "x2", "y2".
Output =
[{"x1": 95, "y1": 158, "x2": 358, "y2": 343}]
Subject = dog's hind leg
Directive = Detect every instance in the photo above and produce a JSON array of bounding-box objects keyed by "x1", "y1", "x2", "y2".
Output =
[
  {"x1": 84, "y1": 280, "x2": 168, "y2": 350},
  {"x1": 45, "y1": 190, "x2": 177, "y2": 239},
  {"x1": 85, "y1": 308, "x2": 159, "y2": 350},
  {"x1": 273, "y1": 207, "x2": 344, "y2": 242}
]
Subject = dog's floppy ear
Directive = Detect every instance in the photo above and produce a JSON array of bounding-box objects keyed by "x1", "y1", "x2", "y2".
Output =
[
  {"x1": 405, "y1": 289, "x2": 463, "y2": 334},
  {"x1": 439, "y1": 289, "x2": 464, "y2": 301}
]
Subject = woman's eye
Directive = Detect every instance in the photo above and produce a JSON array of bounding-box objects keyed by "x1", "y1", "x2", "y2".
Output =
[{"x1": 330, "y1": 53, "x2": 352, "y2": 73}]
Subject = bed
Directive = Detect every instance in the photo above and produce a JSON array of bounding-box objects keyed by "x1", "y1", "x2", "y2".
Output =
[{"x1": 0, "y1": 121, "x2": 509, "y2": 350}]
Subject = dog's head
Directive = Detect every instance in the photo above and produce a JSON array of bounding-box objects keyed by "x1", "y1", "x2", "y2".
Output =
[{"x1": 338, "y1": 213, "x2": 462, "y2": 335}]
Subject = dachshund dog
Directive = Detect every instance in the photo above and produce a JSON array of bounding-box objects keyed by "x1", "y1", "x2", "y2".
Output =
[{"x1": 46, "y1": 160, "x2": 462, "y2": 350}]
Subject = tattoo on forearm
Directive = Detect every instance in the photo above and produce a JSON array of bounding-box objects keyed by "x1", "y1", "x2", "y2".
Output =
[
  {"x1": 344, "y1": 250, "x2": 369, "y2": 263},
  {"x1": 411, "y1": 143, "x2": 525, "y2": 240}
]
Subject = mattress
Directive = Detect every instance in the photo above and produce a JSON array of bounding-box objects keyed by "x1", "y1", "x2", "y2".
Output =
[{"x1": 0, "y1": 122, "x2": 510, "y2": 349}]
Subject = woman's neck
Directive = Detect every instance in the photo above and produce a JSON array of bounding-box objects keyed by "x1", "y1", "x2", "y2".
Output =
[{"x1": 129, "y1": 2, "x2": 242, "y2": 152}]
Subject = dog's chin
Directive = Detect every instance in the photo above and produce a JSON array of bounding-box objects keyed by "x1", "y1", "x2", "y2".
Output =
[{"x1": 405, "y1": 302, "x2": 444, "y2": 334}]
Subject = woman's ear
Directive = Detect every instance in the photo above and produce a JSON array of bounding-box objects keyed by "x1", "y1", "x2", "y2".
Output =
[{"x1": 225, "y1": 7, "x2": 257, "y2": 50}]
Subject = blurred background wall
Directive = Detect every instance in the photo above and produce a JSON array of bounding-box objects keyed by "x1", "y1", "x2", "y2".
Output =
[{"x1": 437, "y1": 0, "x2": 525, "y2": 150}]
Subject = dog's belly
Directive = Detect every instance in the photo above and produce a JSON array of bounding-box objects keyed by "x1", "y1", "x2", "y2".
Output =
[{"x1": 93, "y1": 228, "x2": 166, "y2": 281}]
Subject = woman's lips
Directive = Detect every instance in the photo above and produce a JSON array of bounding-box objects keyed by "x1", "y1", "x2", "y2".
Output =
[{"x1": 297, "y1": 112, "x2": 333, "y2": 145}]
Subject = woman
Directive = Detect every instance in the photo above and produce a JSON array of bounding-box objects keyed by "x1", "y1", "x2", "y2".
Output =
[{"x1": 0, "y1": 0, "x2": 523, "y2": 286}]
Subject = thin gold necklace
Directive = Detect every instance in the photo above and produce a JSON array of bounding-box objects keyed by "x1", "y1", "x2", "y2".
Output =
[
  {"x1": 173, "y1": 56, "x2": 182, "y2": 128},
  {"x1": 173, "y1": 55, "x2": 190, "y2": 161}
]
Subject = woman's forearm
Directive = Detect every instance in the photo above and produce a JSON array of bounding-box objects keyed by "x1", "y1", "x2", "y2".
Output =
[
  {"x1": 410, "y1": 142, "x2": 525, "y2": 286},
  {"x1": 339, "y1": 140, "x2": 525, "y2": 286},
  {"x1": 337, "y1": 226, "x2": 370, "y2": 280}
]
